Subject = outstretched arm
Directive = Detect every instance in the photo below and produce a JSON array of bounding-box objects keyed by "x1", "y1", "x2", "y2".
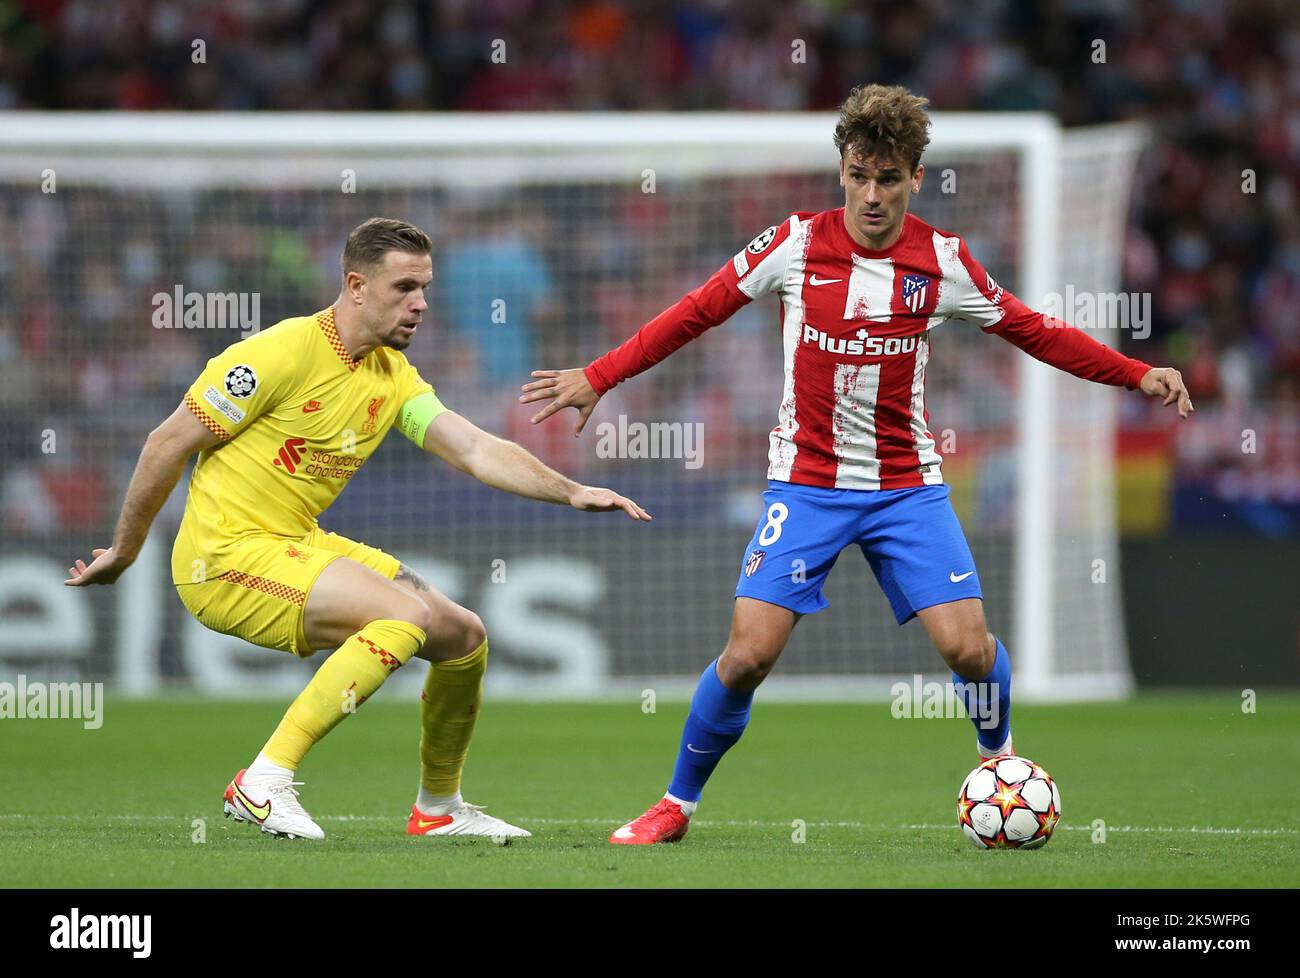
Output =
[
  {"x1": 952, "y1": 237, "x2": 1193, "y2": 418},
  {"x1": 422, "y1": 410, "x2": 651, "y2": 521},
  {"x1": 994, "y1": 312, "x2": 1193, "y2": 418},
  {"x1": 65, "y1": 401, "x2": 222, "y2": 586}
]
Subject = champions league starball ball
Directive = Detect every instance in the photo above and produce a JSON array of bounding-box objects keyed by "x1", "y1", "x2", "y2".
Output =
[{"x1": 957, "y1": 756, "x2": 1061, "y2": 849}]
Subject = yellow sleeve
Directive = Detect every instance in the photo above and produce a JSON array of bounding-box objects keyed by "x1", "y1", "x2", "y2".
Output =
[
  {"x1": 395, "y1": 355, "x2": 434, "y2": 406},
  {"x1": 182, "y1": 333, "x2": 298, "y2": 440}
]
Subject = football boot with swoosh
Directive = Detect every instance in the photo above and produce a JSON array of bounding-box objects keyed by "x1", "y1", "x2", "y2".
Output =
[
  {"x1": 222, "y1": 768, "x2": 325, "y2": 840},
  {"x1": 405, "y1": 802, "x2": 531, "y2": 838}
]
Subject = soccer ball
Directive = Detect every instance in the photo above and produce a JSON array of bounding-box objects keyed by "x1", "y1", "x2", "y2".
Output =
[{"x1": 957, "y1": 755, "x2": 1061, "y2": 849}]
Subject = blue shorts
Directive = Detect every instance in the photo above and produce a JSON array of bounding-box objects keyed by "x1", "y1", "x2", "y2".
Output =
[{"x1": 734, "y1": 481, "x2": 982, "y2": 625}]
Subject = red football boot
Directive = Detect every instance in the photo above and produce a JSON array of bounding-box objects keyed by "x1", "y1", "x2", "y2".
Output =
[{"x1": 609, "y1": 797, "x2": 691, "y2": 845}]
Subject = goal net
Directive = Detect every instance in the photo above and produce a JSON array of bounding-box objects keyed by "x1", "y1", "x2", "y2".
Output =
[{"x1": 0, "y1": 113, "x2": 1141, "y2": 700}]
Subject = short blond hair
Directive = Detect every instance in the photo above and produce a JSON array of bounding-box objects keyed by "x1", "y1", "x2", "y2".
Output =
[
  {"x1": 342, "y1": 217, "x2": 432, "y2": 275},
  {"x1": 833, "y1": 84, "x2": 932, "y2": 172}
]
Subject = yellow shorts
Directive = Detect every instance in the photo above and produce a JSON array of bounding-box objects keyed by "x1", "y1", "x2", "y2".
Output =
[{"x1": 174, "y1": 527, "x2": 401, "y2": 657}]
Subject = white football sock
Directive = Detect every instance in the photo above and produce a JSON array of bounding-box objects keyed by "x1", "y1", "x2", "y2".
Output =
[
  {"x1": 978, "y1": 734, "x2": 1014, "y2": 759},
  {"x1": 245, "y1": 752, "x2": 293, "y2": 784},
  {"x1": 665, "y1": 792, "x2": 697, "y2": 816},
  {"x1": 416, "y1": 788, "x2": 464, "y2": 816}
]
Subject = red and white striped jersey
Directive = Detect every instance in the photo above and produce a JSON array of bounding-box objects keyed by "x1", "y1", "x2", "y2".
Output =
[{"x1": 585, "y1": 208, "x2": 1151, "y2": 491}]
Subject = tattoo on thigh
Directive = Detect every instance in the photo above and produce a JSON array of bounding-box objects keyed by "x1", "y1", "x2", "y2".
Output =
[{"x1": 395, "y1": 563, "x2": 432, "y2": 593}]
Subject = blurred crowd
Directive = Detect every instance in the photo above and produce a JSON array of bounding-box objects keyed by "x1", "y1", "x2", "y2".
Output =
[{"x1": 1, "y1": 0, "x2": 1297, "y2": 534}]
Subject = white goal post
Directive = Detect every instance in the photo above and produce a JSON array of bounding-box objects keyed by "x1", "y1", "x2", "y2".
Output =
[{"x1": 0, "y1": 112, "x2": 1142, "y2": 701}]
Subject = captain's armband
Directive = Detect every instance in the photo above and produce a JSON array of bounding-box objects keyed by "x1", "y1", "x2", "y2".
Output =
[{"x1": 396, "y1": 390, "x2": 448, "y2": 448}]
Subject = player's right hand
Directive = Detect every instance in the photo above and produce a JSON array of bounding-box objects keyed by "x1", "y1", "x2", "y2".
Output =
[
  {"x1": 65, "y1": 547, "x2": 132, "y2": 586},
  {"x1": 520, "y1": 367, "x2": 601, "y2": 435},
  {"x1": 569, "y1": 485, "x2": 652, "y2": 521}
]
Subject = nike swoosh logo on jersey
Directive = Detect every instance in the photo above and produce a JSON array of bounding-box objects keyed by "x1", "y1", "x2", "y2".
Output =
[
  {"x1": 686, "y1": 744, "x2": 717, "y2": 754},
  {"x1": 417, "y1": 815, "x2": 455, "y2": 831},
  {"x1": 232, "y1": 783, "x2": 272, "y2": 821},
  {"x1": 808, "y1": 275, "x2": 842, "y2": 286},
  {"x1": 302, "y1": 401, "x2": 322, "y2": 413},
  {"x1": 950, "y1": 571, "x2": 975, "y2": 583}
]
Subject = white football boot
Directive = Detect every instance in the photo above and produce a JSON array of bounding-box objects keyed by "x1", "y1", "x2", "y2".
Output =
[
  {"x1": 405, "y1": 801, "x2": 531, "y2": 838},
  {"x1": 223, "y1": 768, "x2": 325, "y2": 840}
]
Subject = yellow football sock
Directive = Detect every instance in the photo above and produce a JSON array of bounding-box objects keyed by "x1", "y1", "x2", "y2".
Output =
[
  {"x1": 263, "y1": 618, "x2": 427, "y2": 770},
  {"x1": 419, "y1": 639, "x2": 488, "y2": 797}
]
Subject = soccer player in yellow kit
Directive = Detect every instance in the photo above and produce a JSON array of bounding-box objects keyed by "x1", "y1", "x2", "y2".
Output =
[{"x1": 65, "y1": 218, "x2": 650, "y2": 840}]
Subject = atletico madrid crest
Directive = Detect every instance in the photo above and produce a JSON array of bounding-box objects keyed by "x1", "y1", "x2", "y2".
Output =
[
  {"x1": 902, "y1": 274, "x2": 930, "y2": 313},
  {"x1": 744, "y1": 549, "x2": 766, "y2": 577}
]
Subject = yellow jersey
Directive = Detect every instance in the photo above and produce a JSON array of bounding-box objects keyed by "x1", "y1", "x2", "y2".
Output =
[{"x1": 171, "y1": 307, "x2": 443, "y2": 585}]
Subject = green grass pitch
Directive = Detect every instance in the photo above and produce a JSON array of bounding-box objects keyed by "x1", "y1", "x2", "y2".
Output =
[{"x1": 3, "y1": 692, "x2": 1298, "y2": 887}]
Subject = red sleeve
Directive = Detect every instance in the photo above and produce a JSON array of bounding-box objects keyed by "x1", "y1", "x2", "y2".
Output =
[
  {"x1": 953, "y1": 237, "x2": 1152, "y2": 390},
  {"x1": 584, "y1": 261, "x2": 749, "y2": 395},
  {"x1": 992, "y1": 309, "x2": 1153, "y2": 390}
]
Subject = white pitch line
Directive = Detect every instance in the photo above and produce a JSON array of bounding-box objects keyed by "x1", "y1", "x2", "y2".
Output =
[{"x1": 0, "y1": 813, "x2": 1296, "y2": 836}]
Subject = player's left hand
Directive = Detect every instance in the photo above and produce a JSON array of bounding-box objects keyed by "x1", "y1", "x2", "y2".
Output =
[
  {"x1": 65, "y1": 546, "x2": 133, "y2": 586},
  {"x1": 1139, "y1": 367, "x2": 1194, "y2": 418},
  {"x1": 569, "y1": 486, "x2": 652, "y2": 521}
]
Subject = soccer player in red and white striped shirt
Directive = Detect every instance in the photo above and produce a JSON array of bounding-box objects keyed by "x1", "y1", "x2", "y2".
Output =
[{"x1": 522, "y1": 84, "x2": 1193, "y2": 845}]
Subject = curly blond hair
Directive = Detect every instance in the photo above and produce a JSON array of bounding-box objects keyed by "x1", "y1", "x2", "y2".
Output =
[{"x1": 833, "y1": 84, "x2": 932, "y2": 172}]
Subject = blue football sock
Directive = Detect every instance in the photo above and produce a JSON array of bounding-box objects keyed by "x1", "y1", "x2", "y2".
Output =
[
  {"x1": 666, "y1": 658, "x2": 754, "y2": 804},
  {"x1": 952, "y1": 637, "x2": 1012, "y2": 752}
]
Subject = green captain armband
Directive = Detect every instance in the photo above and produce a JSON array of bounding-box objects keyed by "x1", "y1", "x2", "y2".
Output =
[{"x1": 396, "y1": 390, "x2": 448, "y2": 448}]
